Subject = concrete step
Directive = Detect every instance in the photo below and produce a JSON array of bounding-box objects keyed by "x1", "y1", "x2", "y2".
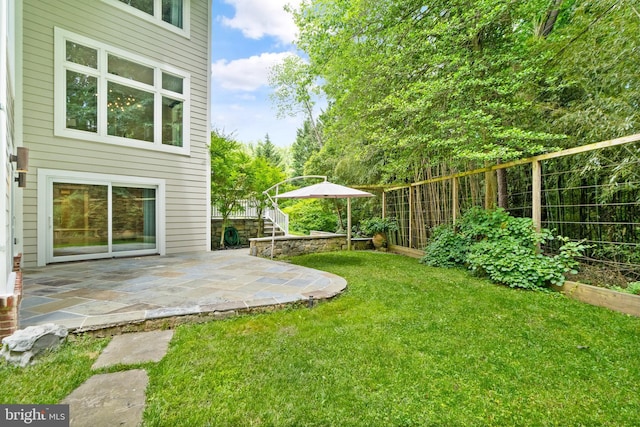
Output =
[{"x1": 263, "y1": 220, "x2": 286, "y2": 237}]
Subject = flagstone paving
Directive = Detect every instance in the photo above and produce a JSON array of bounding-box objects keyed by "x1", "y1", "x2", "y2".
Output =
[
  {"x1": 91, "y1": 329, "x2": 174, "y2": 369},
  {"x1": 30, "y1": 250, "x2": 347, "y2": 425},
  {"x1": 19, "y1": 249, "x2": 347, "y2": 332},
  {"x1": 62, "y1": 369, "x2": 149, "y2": 426}
]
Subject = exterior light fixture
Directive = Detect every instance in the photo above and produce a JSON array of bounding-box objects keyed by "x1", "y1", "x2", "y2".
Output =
[
  {"x1": 10, "y1": 147, "x2": 29, "y2": 188},
  {"x1": 9, "y1": 147, "x2": 29, "y2": 172},
  {"x1": 15, "y1": 173, "x2": 26, "y2": 188}
]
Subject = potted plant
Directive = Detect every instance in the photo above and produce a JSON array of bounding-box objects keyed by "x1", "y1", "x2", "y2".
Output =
[{"x1": 360, "y1": 217, "x2": 399, "y2": 250}]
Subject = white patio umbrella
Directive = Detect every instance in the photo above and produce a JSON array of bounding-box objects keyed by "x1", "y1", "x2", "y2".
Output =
[{"x1": 274, "y1": 181, "x2": 374, "y2": 250}]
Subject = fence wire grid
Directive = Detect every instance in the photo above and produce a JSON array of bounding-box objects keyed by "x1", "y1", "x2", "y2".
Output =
[{"x1": 384, "y1": 135, "x2": 640, "y2": 282}]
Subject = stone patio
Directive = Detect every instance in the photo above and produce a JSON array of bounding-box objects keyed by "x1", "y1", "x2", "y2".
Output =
[{"x1": 19, "y1": 249, "x2": 347, "y2": 332}]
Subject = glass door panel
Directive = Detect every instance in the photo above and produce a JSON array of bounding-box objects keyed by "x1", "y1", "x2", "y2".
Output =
[
  {"x1": 53, "y1": 183, "x2": 108, "y2": 256},
  {"x1": 112, "y1": 187, "x2": 156, "y2": 252}
]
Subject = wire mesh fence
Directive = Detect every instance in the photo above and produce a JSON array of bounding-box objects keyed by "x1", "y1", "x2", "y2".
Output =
[{"x1": 384, "y1": 134, "x2": 640, "y2": 282}]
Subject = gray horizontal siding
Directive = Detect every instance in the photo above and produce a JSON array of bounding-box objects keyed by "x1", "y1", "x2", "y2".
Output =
[{"x1": 21, "y1": 0, "x2": 211, "y2": 266}]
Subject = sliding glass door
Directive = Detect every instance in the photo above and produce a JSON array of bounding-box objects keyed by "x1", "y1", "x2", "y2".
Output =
[
  {"x1": 53, "y1": 183, "x2": 109, "y2": 257},
  {"x1": 50, "y1": 180, "x2": 158, "y2": 263},
  {"x1": 112, "y1": 186, "x2": 156, "y2": 252}
]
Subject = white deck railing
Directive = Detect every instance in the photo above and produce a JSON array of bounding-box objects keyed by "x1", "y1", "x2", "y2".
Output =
[
  {"x1": 211, "y1": 200, "x2": 260, "y2": 219},
  {"x1": 264, "y1": 206, "x2": 289, "y2": 235},
  {"x1": 212, "y1": 200, "x2": 289, "y2": 234}
]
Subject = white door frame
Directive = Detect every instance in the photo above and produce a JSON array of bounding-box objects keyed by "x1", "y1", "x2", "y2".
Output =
[{"x1": 37, "y1": 168, "x2": 166, "y2": 266}]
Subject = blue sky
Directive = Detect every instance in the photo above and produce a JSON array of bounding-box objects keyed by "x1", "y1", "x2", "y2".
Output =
[{"x1": 211, "y1": 0, "x2": 303, "y2": 147}]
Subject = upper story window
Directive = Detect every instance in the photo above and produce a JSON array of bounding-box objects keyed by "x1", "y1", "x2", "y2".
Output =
[
  {"x1": 55, "y1": 28, "x2": 190, "y2": 154},
  {"x1": 103, "y1": 0, "x2": 190, "y2": 37}
]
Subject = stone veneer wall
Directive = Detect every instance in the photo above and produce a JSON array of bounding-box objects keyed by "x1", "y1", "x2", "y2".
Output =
[
  {"x1": 211, "y1": 219, "x2": 262, "y2": 249},
  {"x1": 249, "y1": 235, "x2": 372, "y2": 258},
  {"x1": 0, "y1": 254, "x2": 23, "y2": 339}
]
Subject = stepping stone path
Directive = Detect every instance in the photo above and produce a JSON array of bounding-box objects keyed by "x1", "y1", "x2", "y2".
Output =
[{"x1": 62, "y1": 330, "x2": 174, "y2": 427}]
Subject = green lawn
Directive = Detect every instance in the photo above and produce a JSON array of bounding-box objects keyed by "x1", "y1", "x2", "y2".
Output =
[
  {"x1": 144, "y1": 252, "x2": 640, "y2": 426},
  {"x1": 2, "y1": 251, "x2": 639, "y2": 426}
]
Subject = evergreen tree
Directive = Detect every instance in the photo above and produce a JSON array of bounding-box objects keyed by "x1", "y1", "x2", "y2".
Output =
[
  {"x1": 254, "y1": 134, "x2": 283, "y2": 169},
  {"x1": 291, "y1": 119, "x2": 322, "y2": 177}
]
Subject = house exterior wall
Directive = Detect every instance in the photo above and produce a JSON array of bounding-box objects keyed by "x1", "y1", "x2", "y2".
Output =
[
  {"x1": 1, "y1": 0, "x2": 22, "y2": 338},
  {"x1": 21, "y1": 0, "x2": 211, "y2": 267}
]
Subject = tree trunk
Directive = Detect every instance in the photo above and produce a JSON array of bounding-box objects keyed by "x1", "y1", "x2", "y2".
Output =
[
  {"x1": 539, "y1": 0, "x2": 564, "y2": 37},
  {"x1": 256, "y1": 206, "x2": 264, "y2": 237},
  {"x1": 304, "y1": 99, "x2": 323, "y2": 148},
  {"x1": 334, "y1": 200, "x2": 345, "y2": 231},
  {"x1": 219, "y1": 217, "x2": 227, "y2": 248}
]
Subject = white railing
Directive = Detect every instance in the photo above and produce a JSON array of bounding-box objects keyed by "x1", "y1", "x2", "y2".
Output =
[
  {"x1": 265, "y1": 206, "x2": 289, "y2": 235},
  {"x1": 211, "y1": 200, "x2": 259, "y2": 219},
  {"x1": 212, "y1": 199, "x2": 289, "y2": 234}
]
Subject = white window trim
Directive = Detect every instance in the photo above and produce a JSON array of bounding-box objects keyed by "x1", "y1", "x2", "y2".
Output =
[
  {"x1": 101, "y1": 0, "x2": 191, "y2": 39},
  {"x1": 54, "y1": 27, "x2": 191, "y2": 155},
  {"x1": 37, "y1": 168, "x2": 167, "y2": 266}
]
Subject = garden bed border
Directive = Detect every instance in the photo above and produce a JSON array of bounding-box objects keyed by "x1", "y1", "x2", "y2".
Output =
[{"x1": 551, "y1": 281, "x2": 640, "y2": 317}]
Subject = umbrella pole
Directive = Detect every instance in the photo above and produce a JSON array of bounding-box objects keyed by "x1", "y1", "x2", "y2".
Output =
[
  {"x1": 347, "y1": 197, "x2": 352, "y2": 251},
  {"x1": 271, "y1": 187, "x2": 279, "y2": 260}
]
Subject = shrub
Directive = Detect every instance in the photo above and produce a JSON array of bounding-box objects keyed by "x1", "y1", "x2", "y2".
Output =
[
  {"x1": 282, "y1": 199, "x2": 338, "y2": 235},
  {"x1": 628, "y1": 282, "x2": 640, "y2": 295},
  {"x1": 421, "y1": 226, "x2": 471, "y2": 268},
  {"x1": 612, "y1": 281, "x2": 640, "y2": 295},
  {"x1": 420, "y1": 208, "x2": 588, "y2": 290},
  {"x1": 359, "y1": 217, "x2": 399, "y2": 236}
]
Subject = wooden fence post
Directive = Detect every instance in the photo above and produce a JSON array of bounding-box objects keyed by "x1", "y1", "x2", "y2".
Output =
[
  {"x1": 382, "y1": 191, "x2": 386, "y2": 219},
  {"x1": 452, "y1": 177, "x2": 458, "y2": 224},
  {"x1": 409, "y1": 186, "x2": 413, "y2": 248},
  {"x1": 532, "y1": 160, "x2": 542, "y2": 233},
  {"x1": 485, "y1": 170, "x2": 497, "y2": 209}
]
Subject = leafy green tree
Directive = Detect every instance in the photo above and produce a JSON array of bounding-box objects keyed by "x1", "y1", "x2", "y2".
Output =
[
  {"x1": 247, "y1": 156, "x2": 286, "y2": 237},
  {"x1": 539, "y1": 0, "x2": 640, "y2": 144},
  {"x1": 296, "y1": 1, "x2": 566, "y2": 181},
  {"x1": 269, "y1": 55, "x2": 324, "y2": 148},
  {"x1": 210, "y1": 129, "x2": 253, "y2": 248},
  {"x1": 286, "y1": 0, "x2": 638, "y2": 191}
]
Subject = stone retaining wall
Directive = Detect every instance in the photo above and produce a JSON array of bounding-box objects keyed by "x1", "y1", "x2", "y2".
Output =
[
  {"x1": 249, "y1": 234, "x2": 372, "y2": 258},
  {"x1": 211, "y1": 219, "x2": 262, "y2": 249}
]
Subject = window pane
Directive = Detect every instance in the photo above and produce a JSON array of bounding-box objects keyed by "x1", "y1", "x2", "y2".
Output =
[
  {"x1": 53, "y1": 183, "x2": 108, "y2": 256},
  {"x1": 162, "y1": 0, "x2": 183, "y2": 28},
  {"x1": 107, "y1": 81, "x2": 154, "y2": 142},
  {"x1": 162, "y1": 73, "x2": 183, "y2": 94},
  {"x1": 108, "y1": 55, "x2": 154, "y2": 85},
  {"x1": 66, "y1": 41, "x2": 97, "y2": 68},
  {"x1": 119, "y1": 0, "x2": 153, "y2": 15},
  {"x1": 66, "y1": 71, "x2": 98, "y2": 132},
  {"x1": 162, "y1": 97, "x2": 183, "y2": 146},
  {"x1": 112, "y1": 187, "x2": 156, "y2": 252}
]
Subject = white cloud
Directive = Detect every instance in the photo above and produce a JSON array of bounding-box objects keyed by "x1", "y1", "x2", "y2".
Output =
[
  {"x1": 220, "y1": 0, "x2": 301, "y2": 44},
  {"x1": 212, "y1": 51, "x2": 296, "y2": 91},
  {"x1": 237, "y1": 93, "x2": 257, "y2": 101}
]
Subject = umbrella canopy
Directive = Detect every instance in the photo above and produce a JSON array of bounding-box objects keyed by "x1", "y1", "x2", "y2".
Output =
[
  {"x1": 274, "y1": 181, "x2": 374, "y2": 199},
  {"x1": 273, "y1": 181, "x2": 374, "y2": 251}
]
